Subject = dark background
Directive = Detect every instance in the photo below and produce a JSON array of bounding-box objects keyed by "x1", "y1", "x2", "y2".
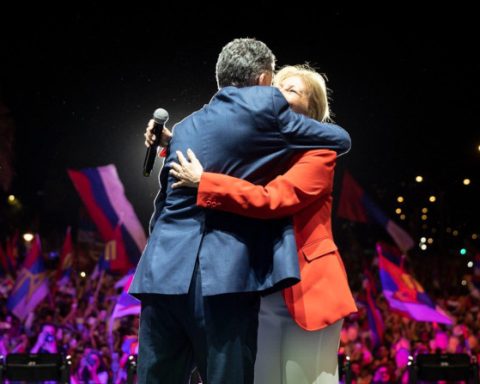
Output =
[{"x1": 0, "y1": 4, "x2": 478, "y2": 244}]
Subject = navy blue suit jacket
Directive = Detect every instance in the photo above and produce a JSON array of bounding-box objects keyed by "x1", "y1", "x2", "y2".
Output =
[{"x1": 129, "y1": 86, "x2": 350, "y2": 297}]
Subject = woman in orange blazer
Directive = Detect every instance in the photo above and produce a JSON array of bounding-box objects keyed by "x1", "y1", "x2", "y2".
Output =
[{"x1": 167, "y1": 65, "x2": 357, "y2": 384}]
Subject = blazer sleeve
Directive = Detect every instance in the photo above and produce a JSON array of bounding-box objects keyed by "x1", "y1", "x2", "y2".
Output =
[
  {"x1": 272, "y1": 88, "x2": 351, "y2": 156},
  {"x1": 197, "y1": 149, "x2": 336, "y2": 219}
]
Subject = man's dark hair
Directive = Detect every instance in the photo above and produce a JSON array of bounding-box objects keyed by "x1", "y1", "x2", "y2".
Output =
[{"x1": 215, "y1": 38, "x2": 275, "y2": 89}]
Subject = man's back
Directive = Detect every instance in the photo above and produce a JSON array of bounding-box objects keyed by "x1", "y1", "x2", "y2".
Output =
[{"x1": 129, "y1": 85, "x2": 350, "y2": 296}]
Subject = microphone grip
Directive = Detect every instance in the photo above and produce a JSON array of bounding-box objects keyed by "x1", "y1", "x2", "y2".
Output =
[{"x1": 143, "y1": 122, "x2": 162, "y2": 177}]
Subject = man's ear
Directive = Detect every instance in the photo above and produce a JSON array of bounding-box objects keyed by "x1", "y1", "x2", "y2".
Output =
[{"x1": 257, "y1": 72, "x2": 273, "y2": 86}]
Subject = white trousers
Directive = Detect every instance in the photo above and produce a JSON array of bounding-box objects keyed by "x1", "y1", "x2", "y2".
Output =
[{"x1": 254, "y1": 292, "x2": 343, "y2": 384}]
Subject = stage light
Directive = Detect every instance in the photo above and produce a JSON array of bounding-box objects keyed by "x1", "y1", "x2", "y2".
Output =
[
  {"x1": 453, "y1": 230, "x2": 459, "y2": 236},
  {"x1": 421, "y1": 207, "x2": 428, "y2": 213},
  {"x1": 7, "y1": 195, "x2": 16, "y2": 203},
  {"x1": 80, "y1": 271, "x2": 86, "y2": 278},
  {"x1": 420, "y1": 244, "x2": 427, "y2": 250},
  {"x1": 463, "y1": 178, "x2": 471, "y2": 185},
  {"x1": 467, "y1": 261, "x2": 474, "y2": 268},
  {"x1": 420, "y1": 237, "x2": 426, "y2": 243},
  {"x1": 397, "y1": 196, "x2": 404, "y2": 203},
  {"x1": 400, "y1": 214, "x2": 406, "y2": 220},
  {"x1": 427, "y1": 238, "x2": 434, "y2": 244},
  {"x1": 429, "y1": 195, "x2": 436, "y2": 202},
  {"x1": 415, "y1": 175, "x2": 423, "y2": 183},
  {"x1": 460, "y1": 248, "x2": 467, "y2": 255},
  {"x1": 23, "y1": 233, "x2": 34, "y2": 242},
  {"x1": 421, "y1": 214, "x2": 428, "y2": 221},
  {"x1": 461, "y1": 280, "x2": 467, "y2": 286},
  {"x1": 395, "y1": 208, "x2": 402, "y2": 214},
  {"x1": 473, "y1": 234, "x2": 478, "y2": 240}
]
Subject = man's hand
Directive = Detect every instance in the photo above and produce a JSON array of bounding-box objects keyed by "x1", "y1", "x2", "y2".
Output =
[
  {"x1": 144, "y1": 119, "x2": 172, "y2": 155},
  {"x1": 169, "y1": 149, "x2": 204, "y2": 188}
]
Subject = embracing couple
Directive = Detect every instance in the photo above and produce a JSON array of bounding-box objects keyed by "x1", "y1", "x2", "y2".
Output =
[{"x1": 129, "y1": 38, "x2": 357, "y2": 384}]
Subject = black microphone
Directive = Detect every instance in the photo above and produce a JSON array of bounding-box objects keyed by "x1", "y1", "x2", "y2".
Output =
[{"x1": 143, "y1": 108, "x2": 169, "y2": 177}]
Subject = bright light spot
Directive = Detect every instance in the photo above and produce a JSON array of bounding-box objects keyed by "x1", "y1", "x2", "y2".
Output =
[
  {"x1": 473, "y1": 234, "x2": 478, "y2": 240},
  {"x1": 420, "y1": 237, "x2": 427, "y2": 243},
  {"x1": 23, "y1": 233, "x2": 34, "y2": 242},
  {"x1": 80, "y1": 271, "x2": 87, "y2": 278},
  {"x1": 7, "y1": 195, "x2": 15, "y2": 203},
  {"x1": 467, "y1": 261, "x2": 474, "y2": 268},
  {"x1": 420, "y1": 244, "x2": 427, "y2": 250},
  {"x1": 395, "y1": 208, "x2": 402, "y2": 214},
  {"x1": 421, "y1": 207, "x2": 428, "y2": 213},
  {"x1": 453, "y1": 230, "x2": 459, "y2": 236},
  {"x1": 478, "y1": 144, "x2": 480, "y2": 152},
  {"x1": 397, "y1": 196, "x2": 404, "y2": 203},
  {"x1": 461, "y1": 280, "x2": 467, "y2": 286},
  {"x1": 400, "y1": 214, "x2": 406, "y2": 220},
  {"x1": 429, "y1": 195, "x2": 436, "y2": 202},
  {"x1": 421, "y1": 215, "x2": 428, "y2": 221},
  {"x1": 427, "y1": 238, "x2": 434, "y2": 244},
  {"x1": 463, "y1": 178, "x2": 471, "y2": 186},
  {"x1": 415, "y1": 175, "x2": 423, "y2": 183},
  {"x1": 460, "y1": 248, "x2": 467, "y2": 255}
]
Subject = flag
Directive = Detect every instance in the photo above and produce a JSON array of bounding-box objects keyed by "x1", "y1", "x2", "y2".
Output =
[
  {"x1": 7, "y1": 235, "x2": 49, "y2": 321},
  {"x1": 68, "y1": 164, "x2": 146, "y2": 271},
  {"x1": 337, "y1": 171, "x2": 414, "y2": 252},
  {"x1": 362, "y1": 271, "x2": 384, "y2": 347},
  {"x1": 56, "y1": 226, "x2": 73, "y2": 284},
  {"x1": 5, "y1": 231, "x2": 19, "y2": 274},
  {"x1": 103, "y1": 224, "x2": 131, "y2": 273},
  {"x1": 0, "y1": 243, "x2": 9, "y2": 276},
  {"x1": 91, "y1": 252, "x2": 110, "y2": 280},
  {"x1": 111, "y1": 274, "x2": 140, "y2": 319},
  {"x1": 376, "y1": 242, "x2": 452, "y2": 324}
]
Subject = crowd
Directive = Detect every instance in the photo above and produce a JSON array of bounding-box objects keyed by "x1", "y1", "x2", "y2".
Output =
[{"x1": 1, "y1": 226, "x2": 479, "y2": 383}]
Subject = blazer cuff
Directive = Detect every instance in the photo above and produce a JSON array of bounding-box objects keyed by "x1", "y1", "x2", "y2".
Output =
[{"x1": 197, "y1": 172, "x2": 222, "y2": 208}]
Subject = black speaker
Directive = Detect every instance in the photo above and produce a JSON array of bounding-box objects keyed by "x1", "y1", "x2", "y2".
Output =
[
  {"x1": 408, "y1": 353, "x2": 479, "y2": 383},
  {"x1": 0, "y1": 353, "x2": 71, "y2": 383}
]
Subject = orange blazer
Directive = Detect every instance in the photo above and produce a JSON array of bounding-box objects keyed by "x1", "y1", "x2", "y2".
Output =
[{"x1": 197, "y1": 149, "x2": 357, "y2": 331}]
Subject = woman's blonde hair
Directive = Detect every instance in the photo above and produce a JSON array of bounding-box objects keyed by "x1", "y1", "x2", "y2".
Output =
[{"x1": 273, "y1": 64, "x2": 331, "y2": 122}]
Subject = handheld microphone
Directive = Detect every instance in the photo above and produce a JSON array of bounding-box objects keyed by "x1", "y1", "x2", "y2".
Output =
[{"x1": 143, "y1": 108, "x2": 169, "y2": 177}]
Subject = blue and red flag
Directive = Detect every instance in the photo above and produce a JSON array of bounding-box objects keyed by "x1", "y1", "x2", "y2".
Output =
[
  {"x1": 7, "y1": 235, "x2": 49, "y2": 321},
  {"x1": 56, "y1": 226, "x2": 73, "y2": 284},
  {"x1": 68, "y1": 164, "x2": 146, "y2": 273},
  {"x1": 337, "y1": 171, "x2": 414, "y2": 252},
  {"x1": 362, "y1": 270, "x2": 384, "y2": 347},
  {"x1": 111, "y1": 273, "x2": 140, "y2": 319},
  {"x1": 5, "y1": 231, "x2": 19, "y2": 274},
  {"x1": 377, "y1": 242, "x2": 452, "y2": 324}
]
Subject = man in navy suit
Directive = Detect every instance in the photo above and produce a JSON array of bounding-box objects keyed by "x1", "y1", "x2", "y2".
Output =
[{"x1": 129, "y1": 38, "x2": 351, "y2": 383}]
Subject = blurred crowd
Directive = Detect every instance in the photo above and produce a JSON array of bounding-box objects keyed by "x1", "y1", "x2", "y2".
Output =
[
  {"x1": 0, "y1": 271, "x2": 138, "y2": 383},
  {"x1": 1, "y1": 229, "x2": 479, "y2": 383}
]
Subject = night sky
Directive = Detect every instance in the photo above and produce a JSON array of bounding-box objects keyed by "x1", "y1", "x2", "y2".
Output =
[{"x1": 1, "y1": 5, "x2": 478, "y2": 242}]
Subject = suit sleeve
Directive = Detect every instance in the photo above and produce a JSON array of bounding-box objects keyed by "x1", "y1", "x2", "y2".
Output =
[
  {"x1": 272, "y1": 89, "x2": 351, "y2": 156},
  {"x1": 197, "y1": 149, "x2": 336, "y2": 219}
]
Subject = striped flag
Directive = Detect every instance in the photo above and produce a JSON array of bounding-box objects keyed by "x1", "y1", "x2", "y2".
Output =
[
  {"x1": 111, "y1": 274, "x2": 140, "y2": 319},
  {"x1": 337, "y1": 171, "x2": 414, "y2": 252},
  {"x1": 377, "y1": 242, "x2": 452, "y2": 324},
  {"x1": 7, "y1": 235, "x2": 49, "y2": 321},
  {"x1": 68, "y1": 164, "x2": 146, "y2": 272},
  {"x1": 56, "y1": 226, "x2": 73, "y2": 284}
]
